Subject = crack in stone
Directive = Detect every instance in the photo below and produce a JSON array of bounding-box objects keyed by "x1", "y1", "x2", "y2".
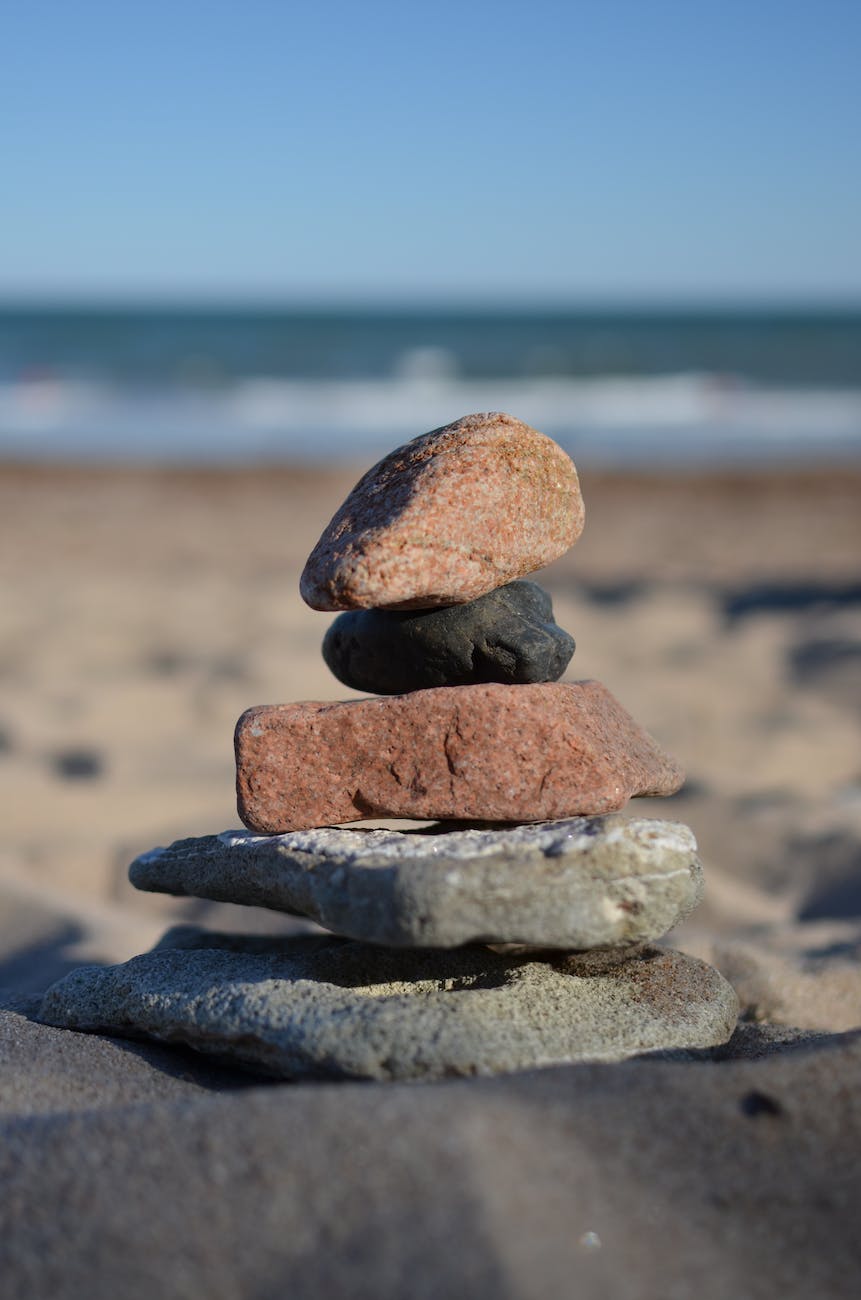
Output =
[{"x1": 442, "y1": 708, "x2": 464, "y2": 799}]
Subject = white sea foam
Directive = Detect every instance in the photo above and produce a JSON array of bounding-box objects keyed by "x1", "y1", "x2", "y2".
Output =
[{"x1": 1, "y1": 372, "x2": 860, "y2": 465}]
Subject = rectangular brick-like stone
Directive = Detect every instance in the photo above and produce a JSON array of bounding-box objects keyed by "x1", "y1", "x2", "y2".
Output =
[{"x1": 235, "y1": 681, "x2": 683, "y2": 833}]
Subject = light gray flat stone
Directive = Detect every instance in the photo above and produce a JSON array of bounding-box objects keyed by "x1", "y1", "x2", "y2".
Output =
[
  {"x1": 129, "y1": 815, "x2": 704, "y2": 950},
  {"x1": 40, "y1": 928, "x2": 738, "y2": 1081}
]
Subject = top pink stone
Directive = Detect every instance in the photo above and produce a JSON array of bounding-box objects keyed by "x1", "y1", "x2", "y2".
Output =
[{"x1": 300, "y1": 412, "x2": 585, "y2": 611}]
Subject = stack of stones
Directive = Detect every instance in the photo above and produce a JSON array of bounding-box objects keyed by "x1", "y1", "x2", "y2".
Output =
[{"x1": 41, "y1": 413, "x2": 738, "y2": 1080}]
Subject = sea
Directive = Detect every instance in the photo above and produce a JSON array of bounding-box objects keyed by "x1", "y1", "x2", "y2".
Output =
[{"x1": 1, "y1": 305, "x2": 860, "y2": 467}]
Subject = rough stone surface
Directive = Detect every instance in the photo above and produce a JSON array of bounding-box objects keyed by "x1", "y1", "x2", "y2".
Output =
[
  {"x1": 40, "y1": 929, "x2": 737, "y2": 1081},
  {"x1": 130, "y1": 816, "x2": 703, "y2": 950},
  {"x1": 235, "y1": 680, "x2": 684, "y2": 833},
  {"x1": 322, "y1": 579, "x2": 575, "y2": 694},
  {"x1": 300, "y1": 412, "x2": 584, "y2": 611}
]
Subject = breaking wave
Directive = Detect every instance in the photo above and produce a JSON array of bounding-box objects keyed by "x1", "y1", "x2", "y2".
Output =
[{"x1": 1, "y1": 371, "x2": 860, "y2": 466}]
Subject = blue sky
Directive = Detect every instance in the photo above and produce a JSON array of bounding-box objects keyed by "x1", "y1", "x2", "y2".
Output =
[{"x1": 2, "y1": 0, "x2": 859, "y2": 303}]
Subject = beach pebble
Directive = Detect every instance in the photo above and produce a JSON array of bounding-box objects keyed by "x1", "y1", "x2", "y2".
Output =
[
  {"x1": 39, "y1": 929, "x2": 738, "y2": 1081},
  {"x1": 300, "y1": 412, "x2": 584, "y2": 611},
  {"x1": 130, "y1": 816, "x2": 703, "y2": 950},
  {"x1": 51, "y1": 748, "x2": 104, "y2": 780},
  {"x1": 322, "y1": 579, "x2": 575, "y2": 693},
  {"x1": 234, "y1": 680, "x2": 684, "y2": 833}
]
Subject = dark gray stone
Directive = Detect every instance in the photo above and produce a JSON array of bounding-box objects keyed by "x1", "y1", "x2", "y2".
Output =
[{"x1": 321, "y1": 579, "x2": 575, "y2": 693}]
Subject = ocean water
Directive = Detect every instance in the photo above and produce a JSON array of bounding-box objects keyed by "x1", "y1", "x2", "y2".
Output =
[{"x1": 1, "y1": 306, "x2": 859, "y2": 466}]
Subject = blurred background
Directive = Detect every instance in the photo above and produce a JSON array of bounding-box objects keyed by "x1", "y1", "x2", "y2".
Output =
[
  {"x1": 1, "y1": 0, "x2": 860, "y2": 1024},
  {"x1": 1, "y1": 0, "x2": 859, "y2": 465}
]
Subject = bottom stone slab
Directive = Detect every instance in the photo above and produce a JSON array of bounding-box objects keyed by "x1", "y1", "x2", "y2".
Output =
[{"x1": 40, "y1": 928, "x2": 739, "y2": 1081}]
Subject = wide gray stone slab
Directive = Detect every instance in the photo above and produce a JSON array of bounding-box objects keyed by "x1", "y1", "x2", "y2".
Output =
[
  {"x1": 130, "y1": 816, "x2": 703, "y2": 949},
  {"x1": 40, "y1": 928, "x2": 738, "y2": 1081}
]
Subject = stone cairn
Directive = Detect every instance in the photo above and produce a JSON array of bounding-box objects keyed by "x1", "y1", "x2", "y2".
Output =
[{"x1": 41, "y1": 413, "x2": 738, "y2": 1080}]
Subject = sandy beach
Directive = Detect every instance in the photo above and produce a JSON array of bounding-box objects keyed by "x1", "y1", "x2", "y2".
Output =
[{"x1": 2, "y1": 459, "x2": 860, "y2": 1296}]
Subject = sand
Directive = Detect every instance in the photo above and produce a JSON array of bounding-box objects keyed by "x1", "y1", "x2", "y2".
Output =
[{"x1": 1, "y1": 460, "x2": 860, "y2": 1295}]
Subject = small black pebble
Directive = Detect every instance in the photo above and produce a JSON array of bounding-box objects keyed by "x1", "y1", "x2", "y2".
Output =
[
  {"x1": 739, "y1": 1089, "x2": 784, "y2": 1118},
  {"x1": 52, "y1": 748, "x2": 104, "y2": 780},
  {"x1": 323, "y1": 579, "x2": 575, "y2": 694}
]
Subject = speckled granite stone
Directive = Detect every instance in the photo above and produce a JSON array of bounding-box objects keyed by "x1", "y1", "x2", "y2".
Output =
[
  {"x1": 129, "y1": 816, "x2": 703, "y2": 950},
  {"x1": 234, "y1": 680, "x2": 684, "y2": 833},
  {"x1": 300, "y1": 413, "x2": 584, "y2": 611},
  {"x1": 322, "y1": 579, "x2": 575, "y2": 693},
  {"x1": 39, "y1": 929, "x2": 738, "y2": 1080}
]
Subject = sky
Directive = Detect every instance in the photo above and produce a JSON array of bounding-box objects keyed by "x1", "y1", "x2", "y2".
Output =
[{"x1": 2, "y1": 0, "x2": 859, "y2": 305}]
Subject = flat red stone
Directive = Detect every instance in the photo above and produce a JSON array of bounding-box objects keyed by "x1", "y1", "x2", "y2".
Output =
[
  {"x1": 299, "y1": 412, "x2": 584, "y2": 611},
  {"x1": 235, "y1": 681, "x2": 684, "y2": 833}
]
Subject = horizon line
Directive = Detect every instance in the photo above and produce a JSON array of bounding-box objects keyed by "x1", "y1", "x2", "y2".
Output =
[{"x1": 2, "y1": 292, "x2": 861, "y2": 316}]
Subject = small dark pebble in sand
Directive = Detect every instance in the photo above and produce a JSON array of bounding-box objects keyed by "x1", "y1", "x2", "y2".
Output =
[
  {"x1": 52, "y1": 748, "x2": 104, "y2": 780},
  {"x1": 739, "y1": 1089, "x2": 784, "y2": 1118},
  {"x1": 322, "y1": 579, "x2": 575, "y2": 694}
]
